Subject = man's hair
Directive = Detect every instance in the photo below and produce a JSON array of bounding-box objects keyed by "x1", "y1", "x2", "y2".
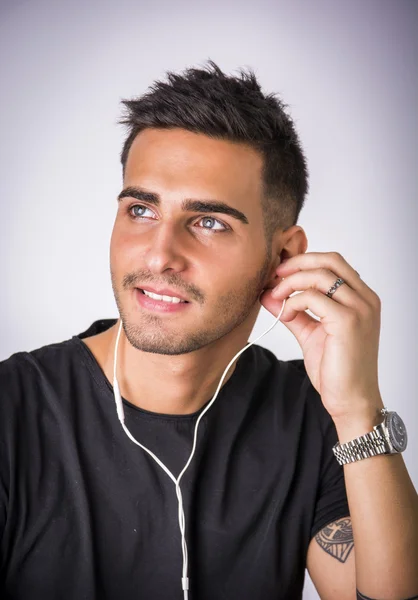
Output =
[{"x1": 119, "y1": 60, "x2": 309, "y2": 244}]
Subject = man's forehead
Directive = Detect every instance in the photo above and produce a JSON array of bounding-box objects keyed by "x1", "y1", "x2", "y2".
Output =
[
  {"x1": 127, "y1": 128, "x2": 262, "y2": 167},
  {"x1": 124, "y1": 128, "x2": 264, "y2": 200}
]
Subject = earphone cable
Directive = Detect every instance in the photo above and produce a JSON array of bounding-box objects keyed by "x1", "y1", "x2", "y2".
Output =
[{"x1": 112, "y1": 297, "x2": 287, "y2": 599}]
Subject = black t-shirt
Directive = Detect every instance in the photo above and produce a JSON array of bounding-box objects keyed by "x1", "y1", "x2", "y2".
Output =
[{"x1": 0, "y1": 318, "x2": 350, "y2": 600}]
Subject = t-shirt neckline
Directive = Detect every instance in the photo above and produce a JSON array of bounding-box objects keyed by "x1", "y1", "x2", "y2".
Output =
[{"x1": 71, "y1": 320, "x2": 250, "y2": 421}]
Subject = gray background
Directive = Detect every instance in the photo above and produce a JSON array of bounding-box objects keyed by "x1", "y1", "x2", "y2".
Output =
[{"x1": 1, "y1": 0, "x2": 417, "y2": 597}]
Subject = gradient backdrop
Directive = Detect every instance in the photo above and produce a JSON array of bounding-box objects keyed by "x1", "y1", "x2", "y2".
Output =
[{"x1": 1, "y1": 0, "x2": 417, "y2": 597}]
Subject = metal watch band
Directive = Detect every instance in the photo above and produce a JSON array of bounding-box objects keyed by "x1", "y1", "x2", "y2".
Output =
[{"x1": 332, "y1": 429, "x2": 388, "y2": 465}]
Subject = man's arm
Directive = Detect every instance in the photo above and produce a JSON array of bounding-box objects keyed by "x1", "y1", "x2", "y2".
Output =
[
  {"x1": 307, "y1": 516, "x2": 418, "y2": 600},
  {"x1": 307, "y1": 412, "x2": 418, "y2": 599},
  {"x1": 306, "y1": 516, "x2": 356, "y2": 599}
]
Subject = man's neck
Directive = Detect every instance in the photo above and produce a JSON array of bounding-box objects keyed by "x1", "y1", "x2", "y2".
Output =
[{"x1": 82, "y1": 320, "x2": 248, "y2": 415}]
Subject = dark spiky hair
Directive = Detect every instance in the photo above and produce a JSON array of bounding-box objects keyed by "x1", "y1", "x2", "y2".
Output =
[{"x1": 119, "y1": 60, "x2": 309, "y2": 243}]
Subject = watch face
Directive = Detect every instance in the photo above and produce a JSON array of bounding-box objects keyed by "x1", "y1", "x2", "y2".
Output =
[{"x1": 387, "y1": 412, "x2": 408, "y2": 452}]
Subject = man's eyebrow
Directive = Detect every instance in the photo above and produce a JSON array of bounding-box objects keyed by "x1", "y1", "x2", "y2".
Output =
[{"x1": 117, "y1": 187, "x2": 249, "y2": 225}]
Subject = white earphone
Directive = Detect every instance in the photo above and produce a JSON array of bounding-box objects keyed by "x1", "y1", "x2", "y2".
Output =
[{"x1": 112, "y1": 296, "x2": 287, "y2": 599}]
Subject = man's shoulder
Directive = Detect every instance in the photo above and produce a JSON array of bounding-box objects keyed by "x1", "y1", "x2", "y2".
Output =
[
  {"x1": 251, "y1": 344, "x2": 307, "y2": 379},
  {"x1": 0, "y1": 336, "x2": 75, "y2": 394},
  {"x1": 250, "y1": 346, "x2": 328, "y2": 425},
  {"x1": 286, "y1": 356, "x2": 307, "y2": 374},
  {"x1": 0, "y1": 318, "x2": 116, "y2": 378}
]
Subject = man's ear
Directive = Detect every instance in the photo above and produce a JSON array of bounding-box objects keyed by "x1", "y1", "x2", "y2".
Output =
[
  {"x1": 262, "y1": 254, "x2": 286, "y2": 292},
  {"x1": 263, "y1": 225, "x2": 308, "y2": 290},
  {"x1": 260, "y1": 224, "x2": 308, "y2": 293}
]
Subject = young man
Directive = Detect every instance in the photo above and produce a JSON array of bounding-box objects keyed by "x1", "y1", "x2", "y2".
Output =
[{"x1": 1, "y1": 61, "x2": 417, "y2": 600}]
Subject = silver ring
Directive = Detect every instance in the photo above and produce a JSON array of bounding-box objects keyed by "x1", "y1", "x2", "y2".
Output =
[{"x1": 326, "y1": 277, "x2": 345, "y2": 298}]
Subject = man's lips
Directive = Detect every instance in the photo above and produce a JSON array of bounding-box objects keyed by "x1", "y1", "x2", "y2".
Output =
[
  {"x1": 135, "y1": 288, "x2": 191, "y2": 312},
  {"x1": 136, "y1": 286, "x2": 190, "y2": 302}
]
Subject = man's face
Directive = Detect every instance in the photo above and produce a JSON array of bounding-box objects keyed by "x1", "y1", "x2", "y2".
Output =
[{"x1": 110, "y1": 127, "x2": 274, "y2": 355}]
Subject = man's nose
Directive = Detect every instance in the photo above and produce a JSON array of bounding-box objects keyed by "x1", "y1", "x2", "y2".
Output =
[{"x1": 142, "y1": 222, "x2": 189, "y2": 274}]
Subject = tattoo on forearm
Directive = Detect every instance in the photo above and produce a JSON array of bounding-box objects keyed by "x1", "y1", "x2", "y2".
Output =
[
  {"x1": 357, "y1": 591, "x2": 418, "y2": 600},
  {"x1": 314, "y1": 516, "x2": 354, "y2": 563}
]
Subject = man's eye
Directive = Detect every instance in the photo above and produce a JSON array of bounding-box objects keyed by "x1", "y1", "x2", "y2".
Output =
[
  {"x1": 129, "y1": 204, "x2": 156, "y2": 219},
  {"x1": 128, "y1": 205, "x2": 228, "y2": 232},
  {"x1": 197, "y1": 217, "x2": 228, "y2": 232}
]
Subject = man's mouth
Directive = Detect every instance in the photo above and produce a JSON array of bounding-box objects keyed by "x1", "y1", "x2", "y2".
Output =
[{"x1": 137, "y1": 288, "x2": 189, "y2": 304}]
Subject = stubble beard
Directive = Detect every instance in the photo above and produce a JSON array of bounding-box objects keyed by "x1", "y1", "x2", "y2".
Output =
[{"x1": 110, "y1": 253, "x2": 271, "y2": 356}]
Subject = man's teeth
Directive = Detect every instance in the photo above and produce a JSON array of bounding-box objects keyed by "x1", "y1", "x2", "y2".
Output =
[{"x1": 142, "y1": 290, "x2": 186, "y2": 303}]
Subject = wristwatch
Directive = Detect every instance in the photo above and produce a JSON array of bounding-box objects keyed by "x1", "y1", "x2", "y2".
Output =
[{"x1": 332, "y1": 407, "x2": 408, "y2": 465}]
